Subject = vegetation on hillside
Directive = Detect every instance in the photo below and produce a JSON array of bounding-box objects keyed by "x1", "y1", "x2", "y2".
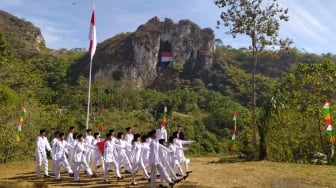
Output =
[{"x1": 1, "y1": 8, "x2": 336, "y2": 164}]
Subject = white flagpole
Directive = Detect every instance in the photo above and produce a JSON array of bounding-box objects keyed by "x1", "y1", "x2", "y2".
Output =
[
  {"x1": 86, "y1": 57, "x2": 93, "y2": 130},
  {"x1": 86, "y1": 3, "x2": 96, "y2": 130}
]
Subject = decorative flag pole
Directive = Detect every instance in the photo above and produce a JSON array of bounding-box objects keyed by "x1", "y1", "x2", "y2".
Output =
[
  {"x1": 85, "y1": 4, "x2": 97, "y2": 130},
  {"x1": 161, "y1": 103, "x2": 168, "y2": 126},
  {"x1": 16, "y1": 102, "x2": 27, "y2": 142},
  {"x1": 231, "y1": 111, "x2": 237, "y2": 151},
  {"x1": 323, "y1": 99, "x2": 335, "y2": 156},
  {"x1": 98, "y1": 108, "x2": 105, "y2": 133}
]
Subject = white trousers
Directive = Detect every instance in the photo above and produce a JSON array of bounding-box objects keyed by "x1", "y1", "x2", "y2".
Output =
[
  {"x1": 73, "y1": 161, "x2": 93, "y2": 181},
  {"x1": 104, "y1": 161, "x2": 121, "y2": 182},
  {"x1": 36, "y1": 152, "x2": 48, "y2": 177},
  {"x1": 150, "y1": 163, "x2": 172, "y2": 188},
  {"x1": 55, "y1": 157, "x2": 73, "y2": 180},
  {"x1": 131, "y1": 161, "x2": 150, "y2": 184}
]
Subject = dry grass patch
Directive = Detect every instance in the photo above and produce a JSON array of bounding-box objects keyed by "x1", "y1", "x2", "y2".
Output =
[{"x1": 0, "y1": 156, "x2": 336, "y2": 188}]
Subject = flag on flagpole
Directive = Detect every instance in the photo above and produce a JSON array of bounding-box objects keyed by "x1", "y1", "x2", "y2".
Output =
[
  {"x1": 88, "y1": 5, "x2": 96, "y2": 59},
  {"x1": 324, "y1": 99, "x2": 335, "y2": 143},
  {"x1": 231, "y1": 111, "x2": 237, "y2": 151},
  {"x1": 161, "y1": 103, "x2": 168, "y2": 126},
  {"x1": 16, "y1": 102, "x2": 27, "y2": 142},
  {"x1": 85, "y1": 4, "x2": 97, "y2": 130}
]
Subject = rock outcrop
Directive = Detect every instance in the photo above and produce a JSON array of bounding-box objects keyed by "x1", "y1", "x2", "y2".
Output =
[
  {"x1": 78, "y1": 17, "x2": 215, "y2": 88},
  {"x1": 0, "y1": 10, "x2": 46, "y2": 58}
]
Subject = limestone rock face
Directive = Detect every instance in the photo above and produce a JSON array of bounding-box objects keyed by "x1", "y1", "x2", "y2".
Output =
[
  {"x1": 91, "y1": 17, "x2": 215, "y2": 88},
  {"x1": 0, "y1": 10, "x2": 46, "y2": 58}
]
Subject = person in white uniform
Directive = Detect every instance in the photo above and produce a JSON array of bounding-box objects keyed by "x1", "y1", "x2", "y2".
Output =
[
  {"x1": 103, "y1": 133, "x2": 123, "y2": 183},
  {"x1": 156, "y1": 124, "x2": 168, "y2": 143},
  {"x1": 84, "y1": 129, "x2": 94, "y2": 165},
  {"x1": 148, "y1": 130, "x2": 175, "y2": 188},
  {"x1": 51, "y1": 131, "x2": 59, "y2": 176},
  {"x1": 115, "y1": 132, "x2": 132, "y2": 173},
  {"x1": 54, "y1": 133, "x2": 74, "y2": 181},
  {"x1": 125, "y1": 127, "x2": 134, "y2": 145},
  {"x1": 130, "y1": 134, "x2": 150, "y2": 185},
  {"x1": 35, "y1": 129, "x2": 52, "y2": 179},
  {"x1": 91, "y1": 132, "x2": 104, "y2": 177},
  {"x1": 73, "y1": 134, "x2": 93, "y2": 182}
]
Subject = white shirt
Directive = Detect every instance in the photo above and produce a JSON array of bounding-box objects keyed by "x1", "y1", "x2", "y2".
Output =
[
  {"x1": 35, "y1": 136, "x2": 51, "y2": 154},
  {"x1": 67, "y1": 132, "x2": 74, "y2": 145},
  {"x1": 156, "y1": 127, "x2": 167, "y2": 142},
  {"x1": 149, "y1": 140, "x2": 160, "y2": 165},
  {"x1": 104, "y1": 140, "x2": 117, "y2": 163},
  {"x1": 125, "y1": 133, "x2": 134, "y2": 145},
  {"x1": 54, "y1": 140, "x2": 69, "y2": 160},
  {"x1": 74, "y1": 141, "x2": 86, "y2": 163}
]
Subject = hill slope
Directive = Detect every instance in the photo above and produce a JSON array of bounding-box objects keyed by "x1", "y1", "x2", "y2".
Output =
[{"x1": 0, "y1": 10, "x2": 47, "y2": 58}]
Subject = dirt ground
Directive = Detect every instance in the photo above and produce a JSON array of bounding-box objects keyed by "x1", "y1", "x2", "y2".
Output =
[{"x1": 0, "y1": 156, "x2": 336, "y2": 188}]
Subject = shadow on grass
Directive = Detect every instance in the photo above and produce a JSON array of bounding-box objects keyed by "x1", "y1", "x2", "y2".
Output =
[
  {"x1": 1, "y1": 170, "x2": 202, "y2": 188},
  {"x1": 207, "y1": 152, "x2": 254, "y2": 164}
]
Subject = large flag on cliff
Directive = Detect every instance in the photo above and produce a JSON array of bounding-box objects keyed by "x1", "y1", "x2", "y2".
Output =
[
  {"x1": 161, "y1": 51, "x2": 173, "y2": 62},
  {"x1": 88, "y1": 6, "x2": 96, "y2": 59}
]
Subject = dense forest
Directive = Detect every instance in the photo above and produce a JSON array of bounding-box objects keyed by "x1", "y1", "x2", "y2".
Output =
[{"x1": 1, "y1": 8, "x2": 336, "y2": 165}]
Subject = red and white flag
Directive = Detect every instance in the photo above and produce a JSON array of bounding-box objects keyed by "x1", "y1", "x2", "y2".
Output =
[
  {"x1": 88, "y1": 6, "x2": 96, "y2": 59},
  {"x1": 161, "y1": 51, "x2": 173, "y2": 62}
]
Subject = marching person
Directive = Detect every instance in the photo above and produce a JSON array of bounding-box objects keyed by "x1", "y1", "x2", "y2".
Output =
[
  {"x1": 91, "y1": 132, "x2": 104, "y2": 177},
  {"x1": 158, "y1": 139, "x2": 180, "y2": 186},
  {"x1": 51, "y1": 131, "x2": 60, "y2": 176},
  {"x1": 149, "y1": 130, "x2": 175, "y2": 188},
  {"x1": 174, "y1": 137, "x2": 194, "y2": 174},
  {"x1": 125, "y1": 127, "x2": 134, "y2": 145},
  {"x1": 130, "y1": 134, "x2": 150, "y2": 185},
  {"x1": 115, "y1": 132, "x2": 132, "y2": 173},
  {"x1": 54, "y1": 133, "x2": 74, "y2": 181},
  {"x1": 103, "y1": 133, "x2": 122, "y2": 183},
  {"x1": 168, "y1": 136, "x2": 187, "y2": 178},
  {"x1": 67, "y1": 126, "x2": 75, "y2": 144},
  {"x1": 73, "y1": 134, "x2": 93, "y2": 182},
  {"x1": 84, "y1": 128, "x2": 94, "y2": 164},
  {"x1": 35, "y1": 129, "x2": 52, "y2": 179}
]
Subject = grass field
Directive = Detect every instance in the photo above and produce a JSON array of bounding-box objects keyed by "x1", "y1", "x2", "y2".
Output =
[{"x1": 0, "y1": 155, "x2": 336, "y2": 188}]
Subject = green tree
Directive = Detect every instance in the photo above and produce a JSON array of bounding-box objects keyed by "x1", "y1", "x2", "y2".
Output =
[
  {"x1": 0, "y1": 33, "x2": 10, "y2": 61},
  {"x1": 215, "y1": 0, "x2": 291, "y2": 160}
]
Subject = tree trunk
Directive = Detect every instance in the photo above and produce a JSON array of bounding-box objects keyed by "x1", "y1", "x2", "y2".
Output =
[{"x1": 258, "y1": 123, "x2": 267, "y2": 160}]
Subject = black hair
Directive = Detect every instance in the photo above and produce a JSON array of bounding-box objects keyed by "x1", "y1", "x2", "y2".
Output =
[
  {"x1": 117, "y1": 132, "x2": 123, "y2": 139},
  {"x1": 77, "y1": 134, "x2": 83, "y2": 139},
  {"x1": 94, "y1": 132, "x2": 100, "y2": 139},
  {"x1": 73, "y1": 133, "x2": 78, "y2": 139},
  {"x1": 168, "y1": 136, "x2": 175, "y2": 144},
  {"x1": 141, "y1": 134, "x2": 148, "y2": 142},
  {"x1": 149, "y1": 129, "x2": 156, "y2": 137},
  {"x1": 106, "y1": 133, "x2": 111, "y2": 138},
  {"x1": 126, "y1": 127, "x2": 131, "y2": 132},
  {"x1": 133, "y1": 134, "x2": 141, "y2": 143},
  {"x1": 54, "y1": 131, "x2": 60, "y2": 136},
  {"x1": 69, "y1": 126, "x2": 74, "y2": 130},
  {"x1": 40, "y1": 129, "x2": 46, "y2": 134},
  {"x1": 159, "y1": 139, "x2": 165, "y2": 145},
  {"x1": 59, "y1": 132, "x2": 65, "y2": 137},
  {"x1": 86, "y1": 128, "x2": 92, "y2": 132},
  {"x1": 109, "y1": 129, "x2": 114, "y2": 134}
]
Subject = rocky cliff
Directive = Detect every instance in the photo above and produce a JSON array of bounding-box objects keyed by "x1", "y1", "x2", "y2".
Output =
[
  {"x1": 0, "y1": 10, "x2": 46, "y2": 58},
  {"x1": 76, "y1": 17, "x2": 215, "y2": 88}
]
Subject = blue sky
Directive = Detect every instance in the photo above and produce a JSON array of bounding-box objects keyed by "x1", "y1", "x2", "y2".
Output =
[{"x1": 1, "y1": 0, "x2": 336, "y2": 54}]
